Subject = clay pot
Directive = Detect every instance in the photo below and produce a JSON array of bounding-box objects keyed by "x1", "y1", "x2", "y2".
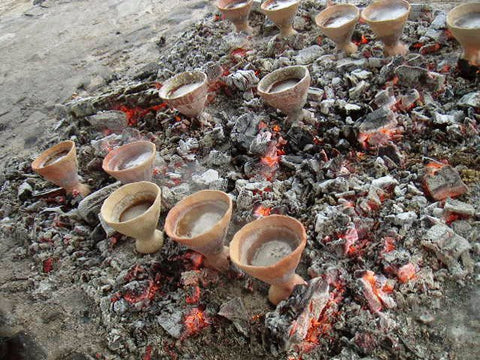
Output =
[
  {"x1": 102, "y1": 141, "x2": 156, "y2": 183},
  {"x1": 159, "y1": 71, "x2": 208, "y2": 118},
  {"x1": 361, "y1": 0, "x2": 411, "y2": 56},
  {"x1": 447, "y1": 3, "x2": 480, "y2": 66},
  {"x1": 315, "y1": 4, "x2": 360, "y2": 55},
  {"x1": 217, "y1": 0, "x2": 254, "y2": 34},
  {"x1": 31, "y1": 140, "x2": 90, "y2": 197},
  {"x1": 261, "y1": 0, "x2": 300, "y2": 38},
  {"x1": 257, "y1": 65, "x2": 310, "y2": 126},
  {"x1": 164, "y1": 190, "x2": 233, "y2": 272},
  {"x1": 101, "y1": 181, "x2": 163, "y2": 254},
  {"x1": 229, "y1": 215, "x2": 307, "y2": 305}
]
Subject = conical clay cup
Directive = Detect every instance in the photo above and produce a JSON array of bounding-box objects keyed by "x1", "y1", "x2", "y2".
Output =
[
  {"x1": 230, "y1": 215, "x2": 307, "y2": 305},
  {"x1": 261, "y1": 0, "x2": 300, "y2": 38},
  {"x1": 361, "y1": 0, "x2": 411, "y2": 56},
  {"x1": 218, "y1": 0, "x2": 254, "y2": 34},
  {"x1": 164, "y1": 190, "x2": 233, "y2": 272},
  {"x1": 315, "y1": 4, "x2": 360, "y2": 55},
  {"x1": 159, "y1": 71, "x2": 208, "y2": 118},
  {"x1": 31, "y1": 140, "x2": 90, "y2": 197},
  {"x1": 102, "y1": 141, "x2": 156, "y2": 183},
  {"x1": 447, "y1": 3, "x2": 480, "y2": 66},
  {"x1": 101, "y1": 181, "x2": 163, "y2": 254},
  {"x1": 257, "y1": 65, "x2": 311, "y2": 126}
]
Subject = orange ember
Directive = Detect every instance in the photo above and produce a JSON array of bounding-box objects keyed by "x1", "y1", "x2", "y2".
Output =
[
  {"x1": 272, "y1": 124, "x2": 281, "y2": 132},
  {"x1": 123, "y1": 280, "x2": 159, "y2": 304},
  {"x1": 182, "y1": 308, "x2": 211, "y2": 338},
  {"x1": 382, "y1": 237, "x2": 396, "y2": 254},
  {"x1": 425, "y1": 161, "x2": 447, "y2": 175},
  {"x1": 254, "y1": 204, "x2": 272, "y2": 218},
  {"x1": 354, "y1": 35, "x2": 369, "y2": 46},
  {"x1": 186, "y1": 285, "x2": 201, "y2": 304},
  {"x1": 115, "y1": 103, "x2": 167, "y2": 126},
  {"x1": 261, "y1": 155, "x2": 279, "y2": 168},
  {"x1": 230, "y1": 48, "x2": 247, "y2": 63},
  {"x1": 397, "y1": 263, "x2": 417, "y2": 284}
]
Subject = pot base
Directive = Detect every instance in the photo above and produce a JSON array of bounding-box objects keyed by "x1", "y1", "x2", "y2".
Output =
[
  {"x1": 67, "y1": 182, "x2": 91, "y2": 197},
  {"x1": 384, "y1": 41, "x2": 408, "y2": 56},
  {"x1": 204, "y1": 246, "x2": 230, "y2": 272},
  {"x1": 340, "y1": 41, "x2": 358, "y2": 55},
  {"x1": 135, "y1": 229, "x2": 164, "y2": 254},
  {"x1": 268, "y1": 273, "x2": 306, "y2": 305}
]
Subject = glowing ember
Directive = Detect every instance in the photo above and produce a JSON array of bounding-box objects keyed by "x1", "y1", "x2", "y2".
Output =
[
  {"x1": 381, "y1": 236, "x2": 396, "y2": 255},
  {"x1": 425, "y1": 161, "x2": 447, "y2": 175},
  {"x1": 186, "y1": 285, "x2": 201, "y2": 304},
  {"x1": 397, "y1": 263, "x2": 417, "y2": 283},
  {"x1": 360, "y1": 271, "x2": 396, "y2": 313},
  {"x1": 43, "y1": 258, "x2": 54, "y2": 273},
  {"x1": 341, "y1": 226, "x2": 358, "y2": 255},
  {"x1": 353, "y1": 34, "x2": 369, "y2": 46},
  {"x1": 254, "y1": 204, "x2": 272, "y2": 218},
  {"x1": 182, "y1": 307, "x2": 211, "y2": 338},
  {"x1": 114, "y1": 103, "x2": 167, "y2": 126},
  {"x1": 123, "y1": 280, "x2": 159, "y2": 304},
  {"x1": 358, "y1": 127, "x2": 403, "y2": 149},
  {"x1": 143, "y1": 345, "x2": 153, "y2": 360},
  {"x1": 230, "y1": 48, "x2": 248, "y2": 63}
]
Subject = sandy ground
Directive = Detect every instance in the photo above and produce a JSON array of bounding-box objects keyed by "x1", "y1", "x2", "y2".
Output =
[{"x1": 0, "y1": 0, "x2": 214, "y2": 170}]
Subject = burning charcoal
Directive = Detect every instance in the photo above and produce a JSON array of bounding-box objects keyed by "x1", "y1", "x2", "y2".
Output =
[
  {"x1": 444, "y1": 198, "x2": 475, "y2": 217},
  {"x1": 349, "y1": 81, "x2": 369, "y2": 101},
  {"x1": 231, "y1": 113, "x2": 261, "y2": 152},
  {"x1": 358, "y1": 271, "x2": 396, "y2": 313},
  {"x1": 192, "y1": 169, "x2": 225, "y2": 189},
  {"x1": 393, "y1": 211, "x2": 418, "y2": 227},
  {"x1": 206, "y1": 150, "x2": 231, "y2": 167},
  {"x1": 286, "y1": 126, "x2": 314, "y2": 153},
  {"x1": 202, "y1": 61, "x2": 223, "y2": 83},
  {"x1": 157, "y1": 307, "x2": 185, "y2": 339},
  {"x1": 225, "y1": 70, "x2": 259, "y2": 91},
  {"x1": 374, "y1": 88, "x2": 396, "y2": 109},
  {"x1": 378, "y1": 144, "x2": 403, "y2": 166},
  {"x1": 17, "y1": 181, "x2": 33, "y2": 201},
  {"x1": 77, "y1": 182, "x2": 121, "y2": 224},
  {"x1": 432, "y1": 111, "x2": 464, "y2": 126},
  {"x1": 394, "y1": 65, "x2": 445, "y2": 92},
  {"x1": 371, "y1": 175, "x2": 398, "y2": 190},
  {"x1": 177, "y1": 138, "x2": 199, "y2": 159},
  {"x1": 265, "y1": 278, "x2": 329, "y2": 352},
  {"x1": 249, "y1": 132, "x2": 273, "y2": 156},
  {"x1": 107, "y1": 328, "x2": 125, "y2": 352},
  {"x1": 307, "y1": 87, "x2": 324, "y2": 102},
  {"x1": 458, "y1": 92, "x2": 480, "y2": 108},
  {"x1": 218, "y1": 297, "x2": 249, "y2": 336},
  {"x1": 86, "y1": 111, "x2": 128, "y2": 134},
  {"x1": 398, "y1": 89, "x2": 420, "y2": 111},
  {"x1": 161, "y1": 183, "x2": 190, "y2": 210},
  {"x1": 112, "y1": 299, "x2": 128, "y2": 315},
  {"x1": 422, "y1": 224, "x2": 472, "y2": 276},
  {"x1": 319, "y1": 99, "x2": 335, "y2": 115},
  {"x1": 295, "y1": 45, "x2": 323, "y2": 65},
  {"x1": 424, "y1": 165, "x2": 468, "y2": 201}
]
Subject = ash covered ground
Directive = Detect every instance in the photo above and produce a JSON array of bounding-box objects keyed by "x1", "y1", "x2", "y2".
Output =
[{"x1": 0, "y1": 1, "x2": 479, "y2": 359}]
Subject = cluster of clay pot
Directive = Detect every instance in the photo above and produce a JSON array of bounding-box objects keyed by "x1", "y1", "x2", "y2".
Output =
[
  {"x1": 31, "y1": 139, "x2": 306, "y2": 305},
  {"x1": 220, "y1": 0, "x2": 480, "y2": 63},
  {"x1": 31, "y1": 1, "x2": 480, "y2": 305}
]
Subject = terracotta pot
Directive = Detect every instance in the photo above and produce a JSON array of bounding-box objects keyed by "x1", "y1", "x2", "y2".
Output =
[
  {"x1": 361, "y1": 0, "x2": 411, "y2": 56},
  {"x1": 257, "y1": 65, "x2": 310, "y2": 126},
  {"x1": 447, "y1": 3, "x2": 480, "y2": 66},
  {"x1": 230, "y1": 215, "x2": 307, "y2": 305},
  {"x1": 101, "y1": 181, "x2": 163, "y2": 254},
  {"x1": 102, "y1": 141, "x2": 156, "y2": 183},
  {"x1": 217, "y1": 0, "x2": 254, "y2": 34},
  {"x1": 261, "y1": 0, "x2": 300, "y2": 38},
  {"x1": 159, "y1": 71, "x2": 208, "y2": 118},
  {"x1": 164, "y1": 190, "x2": 233, "y2": 272},
  {"x1": 315, "y1": 4, "x2": 360, "y2": 55},
  {"x1": 31, "y1": 140, "x2": 90, "y2": 197}
]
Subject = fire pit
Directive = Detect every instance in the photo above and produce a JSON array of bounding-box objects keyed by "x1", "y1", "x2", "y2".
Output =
[{"x1": 1, "y1": 1, "x2": 479, "y2": 359}]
